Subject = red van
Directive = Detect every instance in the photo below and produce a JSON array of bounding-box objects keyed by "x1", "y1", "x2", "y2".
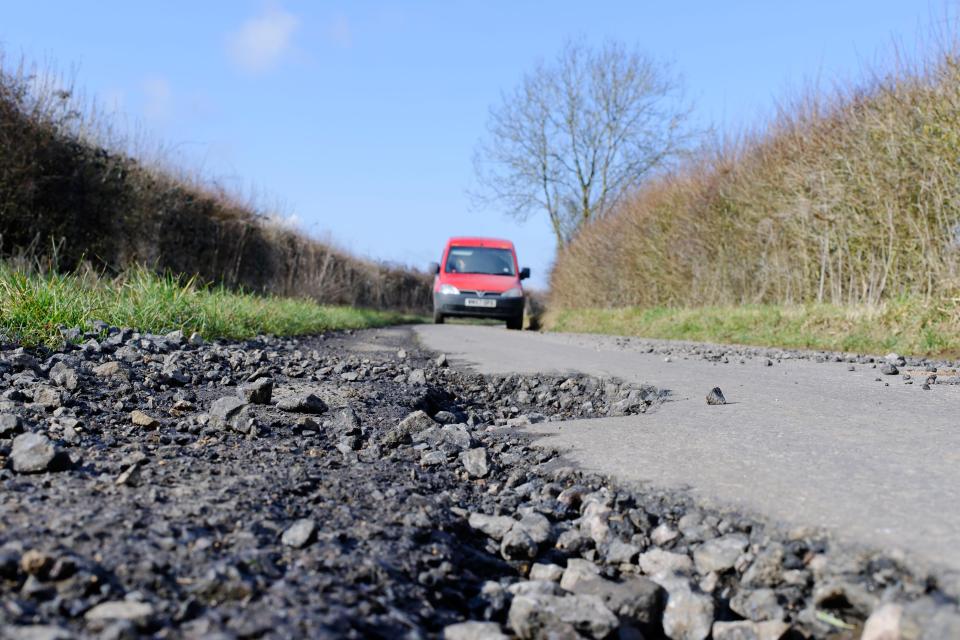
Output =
[{"x1": 429, "y1": 237, "x2": 530, "y2": 330}]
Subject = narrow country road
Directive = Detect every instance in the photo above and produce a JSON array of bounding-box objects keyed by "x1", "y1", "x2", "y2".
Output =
[{"x1": 415, "y1": 323, "x2": 960, "y2": 574}]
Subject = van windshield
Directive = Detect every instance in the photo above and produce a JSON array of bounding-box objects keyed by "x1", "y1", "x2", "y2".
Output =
[{"x1": 445, "y1": 247, "x2": 515, "y2": 276}]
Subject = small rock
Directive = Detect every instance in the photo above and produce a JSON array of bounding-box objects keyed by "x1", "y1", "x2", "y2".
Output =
[
  {"x1": 84, "y1": 601, "x2": 154, "y2": 625},
  {"x1": 32, "y1": 386, "x2": 65, "y2": 410},
  {"x1": 281, "y1": 518, "x2": 317, "y2": 548},
  {"x1": 508, "y1": 593, "x2": 619, "y2": 640},
  {"x1": 209, "y1": 396, "x2": 248, "y2": 428},
  {"x1": 0, "y1": 413, "x2": 23, "y2": 437},
  {"x1": 730, "y1": 588, "x2": 784, "y2": 622},
  {"x1": 604, "y1": 539, "x2": 641, "y2": 565},
  {"x1": 92, "y1": 361, "x2": 124, "y2": 378},
  {"x1": 706, "y1": 387, "x2": 726, "y2": 405},
  {"x1": 407, "y1": 369, "x2": 427, "y2": 385},
  {"x1": 712, "y1": 620, "x2": 791, "y2": 640},
  {"x1": 460, "y1": 447, "x2": 490, "y2": 478},
  {"x1": 48, "y1": 362, "x2": 79, "y2": 391},
  {"x1": 571, "y1": 575, "x2": 665, "y2": 630},
  {"x1": 468, "y1": 513, "x2": 515, "y2": 541},
  {"x1": 880, "y1": 363, "x2": 899, "y2": 375},
  {"x1": 20, "y1": 549, "x2": 54, "y2": 576},
  {"x1": 383, "y1": 410, "x2": 437, "y2": 447},
  {"x1": 529, "y1": 563, "x2": 564, "y2": 582},
  {"x1": 639, "y1": 548, "x2": 693, "y2": 576},
  {"x1": 276, "y1": 393, "x2": 327, "y2": 414},
  {"x1": 861, "y1": 603, "x2": 901, "y2": 640},
  {"x1": 238, "y1": 378, "x2": 273, "y2": 404},
  {"x1": 693, "y1": 534, "x2": 749, "y2": 574},
  {"x1": 442, "y1": 621, "x2": 508, "y2": 640},
  {"x1": 435, "y1": 353, "x2": 449, "y2": 368},
  {"x1": 560, "y1": 558, "x2": 602, "y2": 591},
  {"x1": 130, "y1": 410, "x2": 160, "y2": 429},
  {"x1": 651, "y1": 523, "x2": 679, "y2": 546},
  {"x1": 657, "y1": 575, "x2": 715, "y2": 640},
  {"x1": 500, "y1": 527, "x2": 538, "y2": 561},
  {"x1": 2, "y1": 625, "x2": 74, "y2": 640},
  {"x1": 11, "y1": 432, "x2": 68, "y2": 473}
]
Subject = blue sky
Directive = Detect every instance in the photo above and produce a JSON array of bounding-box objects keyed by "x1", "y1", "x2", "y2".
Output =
[{"x1": 0, "y1": 1, "x2": 943, "y2": 288}]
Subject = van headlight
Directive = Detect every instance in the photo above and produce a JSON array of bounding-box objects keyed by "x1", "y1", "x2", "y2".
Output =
[
  {"x1": 439, "y1": 284, "x2": 460, "y2": 295},
  {"x1": 501, "y1": 287, "x2": 523, "y2": 298}
]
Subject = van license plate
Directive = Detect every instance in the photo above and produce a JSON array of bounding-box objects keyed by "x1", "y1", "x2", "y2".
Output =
[{"x1": 465, "y1": 298, "x2": 496, "y2": 308}]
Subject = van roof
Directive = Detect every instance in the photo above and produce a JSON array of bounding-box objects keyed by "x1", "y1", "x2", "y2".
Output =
[{"x1": 446, "y1": 237, "x2": 515, "y2": 249}]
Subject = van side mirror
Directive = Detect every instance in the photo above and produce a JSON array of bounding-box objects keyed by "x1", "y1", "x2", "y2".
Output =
[
  {"x1": 519, "y1": 267, "x2": 530, "y2": 280},
  {"x1": 428, "y1": 262, "x2": 440, "y2": 275}
]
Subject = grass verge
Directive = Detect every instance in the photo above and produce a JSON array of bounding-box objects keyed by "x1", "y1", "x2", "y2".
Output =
[
  {"x1": 545, "y1": 300, "x2": 960, "y2": 357},
  {"x1": 0, "y1": 266, "x2": 421, "y2": 348}
]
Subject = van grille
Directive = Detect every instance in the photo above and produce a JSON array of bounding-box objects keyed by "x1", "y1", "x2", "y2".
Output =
[{"x1": 459, "y1": 290, "x2": 501, "y2": 297}]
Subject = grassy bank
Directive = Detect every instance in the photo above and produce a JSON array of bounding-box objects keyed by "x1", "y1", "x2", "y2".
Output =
[
  {"x1": 546, "y1": 299, "x2": 960, "y2": 357},
  {"x1": 0, "y1": 266, "x2": 420, "y2": 348},
  {"x1": 0, "y1": 55, "x2": 430, "y2": 311},
  {"x1": 551, "y1": 41, "x2": 960, "y2": 311}
]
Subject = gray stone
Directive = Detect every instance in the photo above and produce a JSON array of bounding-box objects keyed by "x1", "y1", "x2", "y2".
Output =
[
  {"x1": 657, "y1": 575, "x2": 715, "y2": 640},
  {"x1": 468, "y1": 513, "x2": 516, "y2": 541},
  {"x1": 11, "y1": 432, "x2": 66, "y2": 473},
  {"x1": 571, "y1": 575, "x2": 665, "y2": 628},
  {"x1": 500, "y1": 526, "x2": 538, "y2": 561},
  {"x1": 421, "y1": 450, "x2": 447, "y2": 466},
  {"x1": 383, "y1": 410, "x2": 436, "y2": 447},
  {"x1": 442, "y1": 621, "x2": 507, "y2": 640},
  {"x1": 209, "y1": 396, "x2": 248, "y2": 428},
  {"x1": 514, "y1": 512, "x2": 552, "y2": 545},
  {"x1": 130, "y1": 410, "x2": 160, "y2": 429},
  {"x1": 693, "y1": 533, "x2": 749, "y2": 574},
  {"x1": 238, "y1": 378, "x2": 273, "y2": 404},
  {"x1": 435, "y1": 353, "x2": 449, "y2": 368},
  {"x1": 706, "y1": 387, "x2": 726, "y2": 405},
  {"x1": 1, "y1": 625, "x2": 74, "y2": 640},
  {"x1": 84, "y1": 600, "x2": 154, "y2": 624},
  {"x1": 508, "y1": 593, "x2": 619, "y2": 640},
  {"x1": 434, "y1": 410, "x2": 457, "y2": 424},
  {"x1": 741, "y1": 544, "x2": 785, "y2": 587},
  {"x1": 276, "y1": 392, "x2": 327, "y2": 414},
  {"x1": 639, "y1": 548, "x2": 693, "y2": 576},
  {"x1": 529, "y1": 563, "x2": 564, "y2": 582},
  {"x1": 560, "y1": 558, "x2": 601, "y2": 591},
  {"x1": 712, "y1": 620, "x2": 791, "y2": 640},
  {"x1": 651, "y1": 523, "x2": 679, "y2": 546},
  {"x1": 281, "y1": 518, "x2": 317, "y2": 548},
  {"x1": 0, "y1": 413, "x2": 23, "y2": 437},
  {"x1": 880, "y1": 363, "x2": 899, "y2": 375},
  {"x1": 407, "y1": 369, "x2": 427, "y2": 385},
  {"x1": 730, "y1": 588, "x2": 784, "y2": 622},
  {"x1": 604, "y1": 539, "x2": 641, "y2": 565},
  {"x1": 48, "y1": 362, "x2": 79, "y2": 391},
  {"x1": 861, "y1": 603, "x2": 902, "y2": 640},
  {"x1": 92, "y1": 361, "x2": 124, "y2": 378},
  {"x1": 440, "y1": 424, "x2": 473, "y2": 449},
  {"x1": 32, "y1": 386, "x2": 65, "y2": 409},
  {"x1": 460, "y1": 447, "x2": 490, "y2": 478}
]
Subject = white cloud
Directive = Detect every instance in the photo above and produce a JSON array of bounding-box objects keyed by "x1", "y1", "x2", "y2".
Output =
[
  {"x1": 227, "y1": 5, "x2": 300, "y2": 73},
  {"x1": 142, "y1": 76, "x2": 172, "y2": 120}
]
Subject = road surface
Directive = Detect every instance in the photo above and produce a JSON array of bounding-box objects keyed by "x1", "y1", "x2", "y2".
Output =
[{"x1": 415, "y1": 323, "x2": 960, "y2": 573}]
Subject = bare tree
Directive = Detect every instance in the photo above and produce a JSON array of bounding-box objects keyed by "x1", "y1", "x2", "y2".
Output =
[{"x1": 473, "y1": 39, "x2": 692, "y2": 247}]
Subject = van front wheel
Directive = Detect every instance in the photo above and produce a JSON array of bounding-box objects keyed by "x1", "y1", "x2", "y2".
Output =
[
  {"x1": 433, "y1": 310, "x2": 445, "y2": 324},
  {"x1": 506, "y1": 316, "x2": 523, "y2": 330}
]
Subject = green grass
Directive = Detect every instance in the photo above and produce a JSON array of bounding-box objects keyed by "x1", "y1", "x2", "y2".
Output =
[
  {"x1": 0, "y1": 265, "x2": 422, "y2": 348},
  {"x1": 545, "y1": 299, "x2": 960, "y2": 357}
]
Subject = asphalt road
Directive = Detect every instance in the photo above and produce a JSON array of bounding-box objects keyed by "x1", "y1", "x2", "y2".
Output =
[{"x1": 415, "y1": 323, "x2": 960, "y2": 574}]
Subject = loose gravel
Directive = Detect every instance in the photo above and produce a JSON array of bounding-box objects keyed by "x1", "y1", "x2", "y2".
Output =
[{"x1": 0, "y1": 326, "x2": 957, "y2": 638}]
